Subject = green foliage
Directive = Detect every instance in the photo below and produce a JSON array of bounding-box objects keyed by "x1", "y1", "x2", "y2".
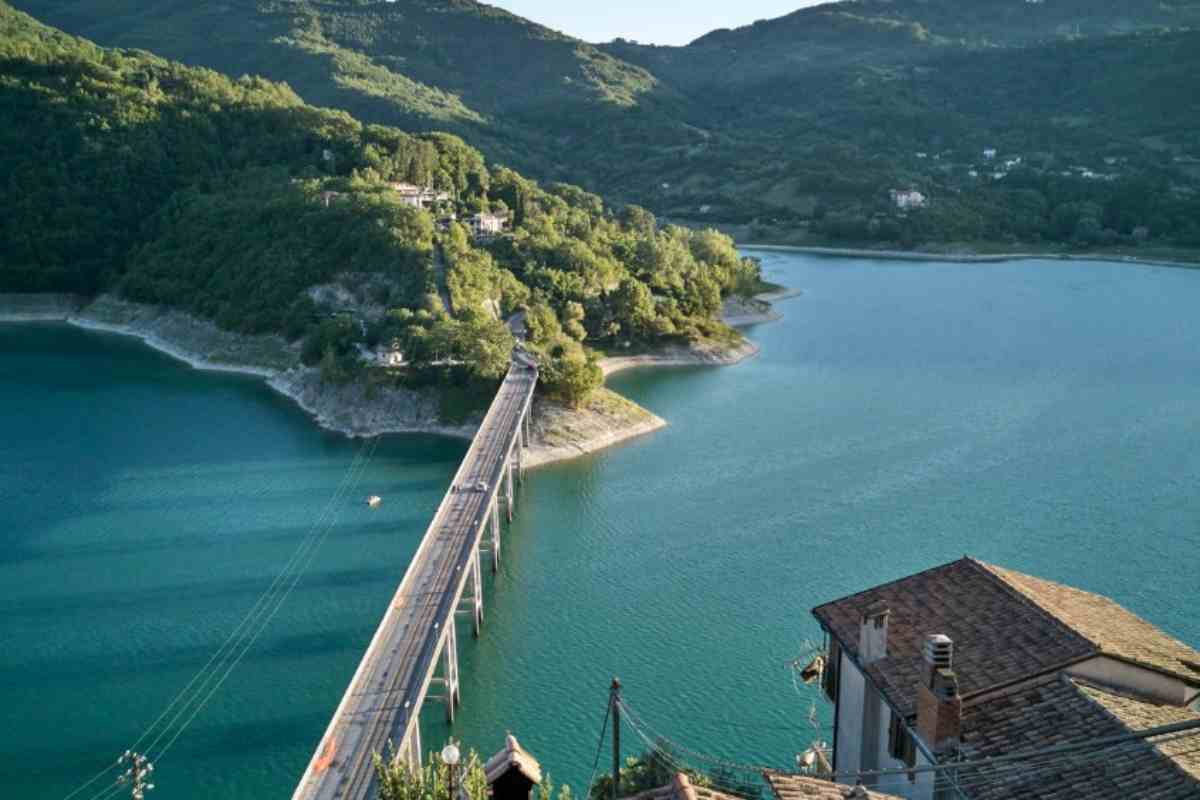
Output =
[
  {"x1": 374, "y1": 747, "x2": 489, "y2": 800},
  {"x1": 17, "y1": 0, "x2": 1200, "y2": 253},
  {"x1": 374, "y1": 747, "x2": 574, "y2": 800},
  {"x1": 2, "y1": 2, "x2": 757, "y2": 410},
  {"x1": 588, "y1": 750, "x2": 710, "y2": 800},
  {"x1": 124, "y1": 174, "x2": 435, "y2": 336}
]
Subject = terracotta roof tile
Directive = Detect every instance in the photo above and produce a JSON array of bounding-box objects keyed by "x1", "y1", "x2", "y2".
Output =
[
  {"x1": 1077, "y1": 682, "x2": 1200, "y2": 782},
  {"x1": 955, "y1": 674, "x2": 1200, "y2": 799},
  {"x1": 980, "y1": 562, "x2": 1200, "y2": 685},
  {"x1": 812, "y1": 558, "x2": 1094, "y2": 717},
  {"x1": 620, "y1": 773, "x2": 743, "y2": 800},
  {"x1": 763, "y1": 772, "x2": 903, "y2": 800}
]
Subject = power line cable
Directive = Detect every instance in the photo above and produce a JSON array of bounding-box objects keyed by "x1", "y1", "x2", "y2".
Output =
[
  {"x1": 150, "y1": 435, "x2": 383, "y2": 763},
  {"x1": 64, "y1": 435, "x2": 381, "y2": 800},
  {"x1": 826, "y1": 716, "x2": 1200, "y2": 782},
  {"x1": 618, "y1": 693, "x2": 1200, "y2": 800},
  {"x1": 585, "y1": 694, "x2": 613, "y2": 795},
  {"x1": 137, "y1": 438, "x2": 376, "y2": 759},
  {"x1": 60, "y1": 761, "x2": 120, "y2": 800},
  {"x1": 618, "y1": 699, "x2": 779, "y2": 774},
  {"x1": 56, "y1": 448, "x2": 371, "y2": 800},
  {"x1": 905, "y1": 730, "x2": 1200, "y2": 797}
]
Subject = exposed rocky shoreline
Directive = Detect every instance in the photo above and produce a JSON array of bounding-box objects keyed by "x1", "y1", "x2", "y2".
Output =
[
  {"x1": 742, "y1": 243, "x2": 1200, "y2": 270},
  {"x1": 1, "y1": 289, "x2": 788, "y2": 467}
]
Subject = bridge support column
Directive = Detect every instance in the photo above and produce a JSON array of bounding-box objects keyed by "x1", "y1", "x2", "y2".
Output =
[
  {"x1": 505, "y1": 459, "x2": 515, "y2": 523},
  {"x1": 516, "y1": 425, "x2": 526, "y2": 484},
  {"x1": 470, "y1": 545, "x2": 484, "y2": 638},
  {"x1": 490, "y1": 496, "x2": 502, "y2": 573},
  {"x1": 432, "y1": 622, "x2": 461, "y2": 723},
  {"x1": 405, "y1": 720, "x2": 422, "y2": 770}
]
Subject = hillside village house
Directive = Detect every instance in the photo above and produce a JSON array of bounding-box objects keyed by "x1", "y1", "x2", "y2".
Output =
[
  {"x1": 389, "y1": 181, "x2": 450, "y2": 209},
  {"x1": 471, "y1": 211, "x2": 509, "y2": 238},
  {"x1": 813, "y1": 557, "x2": 1200, "y2": 799},
  {"x1": 889, "y1": 190, "x2": 927, "y2": 210}
]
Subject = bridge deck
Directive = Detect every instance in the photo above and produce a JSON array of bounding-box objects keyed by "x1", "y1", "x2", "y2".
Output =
[{"x1": 294, "y1": 364, "x2": 538, "y2": 800}]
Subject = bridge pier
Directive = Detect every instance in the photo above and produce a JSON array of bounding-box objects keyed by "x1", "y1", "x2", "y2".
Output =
[
  {"x1": 490, "y1": 496, "x2": 502, "y2": 573},
  {"x1": 429, "y1": 622, "x2": 461, "y2": 723},
  {"x1": 293, "y1": 364, "x2": 539, "y2": 800},
  {"x1": 516, "y1": 425, "x2": 526, "y2": 484},
  {"x1": 404, "y1": 718, "x2": 422, "y2": 770},
  {"x1": 470, "y1": 546, "x2": 484, "y2": 637},
  {"x1": 505, "y1": 459, "x2": 515, "y2": 523}
]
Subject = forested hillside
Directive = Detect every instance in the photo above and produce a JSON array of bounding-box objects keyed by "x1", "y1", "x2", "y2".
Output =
[
  {"x1": 0, "y1": 2, "x2": 760, "y2": 406},
  {"x1": 9, "y1": 0, "x2": 1200, "y2": 253}
]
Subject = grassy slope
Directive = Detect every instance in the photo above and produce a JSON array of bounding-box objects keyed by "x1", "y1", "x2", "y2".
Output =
[{"x1": 10, "y1": 0, "x2": 1200, "y2": 249}]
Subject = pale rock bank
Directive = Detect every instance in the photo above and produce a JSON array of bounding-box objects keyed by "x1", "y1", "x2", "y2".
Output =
[{"x1": 1, "y1": 288, "x2": 789, "y2": 466}]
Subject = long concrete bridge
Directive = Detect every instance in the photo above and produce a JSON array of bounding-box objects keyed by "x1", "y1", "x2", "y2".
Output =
[{"x1": 293, "y1": 357, "x2": 538, "y2": 800}]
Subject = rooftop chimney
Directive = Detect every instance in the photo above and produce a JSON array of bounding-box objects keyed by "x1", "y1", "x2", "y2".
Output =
[
  {"x1": 922, "y1": 634, "x2": 953, "y2": 687},
  {"x1": 917, "y1": 635, "x2": 961, "y2": 757},
  {"x1": 859, "y1": 605, "x2": 890, "y2": 665}
]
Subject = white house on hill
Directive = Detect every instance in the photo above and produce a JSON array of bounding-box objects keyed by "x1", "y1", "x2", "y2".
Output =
[{"x1": 889, "y1": 189, "x2": 927, "y2": 210}]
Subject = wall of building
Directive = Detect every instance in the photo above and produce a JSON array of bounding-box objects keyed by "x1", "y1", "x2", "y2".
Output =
[
  {"x1": 833, "y1": 653, "x2": 929, "y2": 799},
  {"x1": 835, "y1": 650, "x2": 865, "y2": 775},
  {"x1": 1066, "y1": 656, "x2": 1196, "y2": 705}
]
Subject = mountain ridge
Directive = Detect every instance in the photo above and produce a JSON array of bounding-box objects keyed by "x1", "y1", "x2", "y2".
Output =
[{"x1": 9, "y1": 0, "x2": 1200, "y2": 252}]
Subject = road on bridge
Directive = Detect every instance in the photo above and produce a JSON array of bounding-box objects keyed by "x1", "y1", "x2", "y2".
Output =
[{"x1": 293, "y1": 361, "x2": 537, "y2": 800}]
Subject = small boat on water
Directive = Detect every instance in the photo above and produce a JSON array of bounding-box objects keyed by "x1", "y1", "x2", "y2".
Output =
[{"x1": 367, "y1": 495, "x2": 382, "y2": 508}]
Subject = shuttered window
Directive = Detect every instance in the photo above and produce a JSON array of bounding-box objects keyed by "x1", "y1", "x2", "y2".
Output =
[
  {"x1": 888, "y1": 712, "x2": 917, "y2": 767},
  {"x1": 822, "y1": 640, "x2": 840, "y2": 702}
]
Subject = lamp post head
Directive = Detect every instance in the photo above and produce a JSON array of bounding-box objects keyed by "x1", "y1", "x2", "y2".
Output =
[{"x1": 441, "y1": 741, "x2": 461, "y2": 767}]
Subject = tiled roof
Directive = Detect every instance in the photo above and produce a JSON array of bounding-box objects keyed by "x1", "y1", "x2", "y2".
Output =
[
  {"x1": 812, "y1": 558, "x2": 1095, "y2": 716},
  {"x1": 956, "y1": 674, "x2": 1200, "y2": 799},
  {"x1": 812, "y1": 558, "x2": 1200, "y2": 717},
  {"x1": 1078, "y1": 682, "x2": 1200, "y2": 782},
  {"x1": 981, "y1": 562, "x2": 1200, "y2": 685},
  {"x1": 619, "y1": 773, "x2": 742, "y2": 800},
  {"x1": 763, "y1": 772, "x2": 903, "y2": 800},
  {"x1": 484, "y1": 734, "x2": 542, "y2": 786}
]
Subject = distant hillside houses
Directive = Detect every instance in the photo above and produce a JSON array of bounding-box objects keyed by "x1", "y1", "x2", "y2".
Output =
[
  {"x1": 471, "y1": 211, "x2": 510, "y2": 238},
  {"x1": 890, "y1": 189, "x2": 927, "y2": 210},
  {"x1": 389, "y1": 182, "x2": 450, "y2": 209}
]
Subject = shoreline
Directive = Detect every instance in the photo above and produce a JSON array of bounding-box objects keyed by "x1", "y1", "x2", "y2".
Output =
[
  {"x1": 1, "y1": 292, "x2": 783, "y2": 467},
  {"x1": 741, "y1": 243, "x2": 1200, "y2": 271},
  {"x1": 600, "y1": 337, "x2": 760, "y2": 377},
  {"x1": 68, "y1": 316, "x2": 279, "y2": 378}
]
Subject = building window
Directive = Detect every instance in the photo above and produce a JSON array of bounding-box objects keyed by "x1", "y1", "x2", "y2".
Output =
[
  {"x1": 822, "y1": 640, "x2": 840, "y2": 702},
  {"x1": 888, "y1": 712, "x2": 917, "y2": 767}
]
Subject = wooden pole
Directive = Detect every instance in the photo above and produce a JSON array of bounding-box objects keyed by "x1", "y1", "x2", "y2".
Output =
[{"x1": 611, "y1": 678, "x2": 621, "y2": 800}]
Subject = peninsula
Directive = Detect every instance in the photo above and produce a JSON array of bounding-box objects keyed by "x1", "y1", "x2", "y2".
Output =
[{"x1": 0, "y1": 3, "x2": 775, "y2": 467}]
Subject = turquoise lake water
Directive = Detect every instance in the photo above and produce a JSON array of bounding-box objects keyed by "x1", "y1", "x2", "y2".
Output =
[{"x1": 3, "y1": 252, "x2": 1200, "y2": 799}]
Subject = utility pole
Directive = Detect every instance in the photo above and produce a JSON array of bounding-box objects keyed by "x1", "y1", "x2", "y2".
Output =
[
  {"x1": 610, "y1": 678, "x2": 621, "y2": 800},
  {"x1": 117, "y1": 751, "x2": 155, "y2": 800}
]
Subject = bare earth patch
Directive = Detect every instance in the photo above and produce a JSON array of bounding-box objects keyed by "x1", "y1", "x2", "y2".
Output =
[{"x1": 524, "y1": 388, "x2": 666, "y2": 468}]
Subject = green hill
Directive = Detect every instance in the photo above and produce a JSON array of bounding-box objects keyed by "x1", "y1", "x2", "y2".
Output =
[
  {"x1": 0, "y1": 1, "x2": 760, "y2": 407},
  {"x1": 9, "y1": 0, "x2": 1200, "y2": 253}
]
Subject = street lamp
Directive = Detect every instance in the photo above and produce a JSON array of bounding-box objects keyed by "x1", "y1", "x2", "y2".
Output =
[{"x1": 442, "y1": 739, "x2": 461, "y2": 800}]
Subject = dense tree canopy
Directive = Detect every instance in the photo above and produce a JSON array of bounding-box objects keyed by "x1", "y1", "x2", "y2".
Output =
[
  {"x1": 13, "y1": 0, "x2": 1200, "y2": 254},
  {"x1": 0, "y1": 3, "x2": 761, "y2": 407}
]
